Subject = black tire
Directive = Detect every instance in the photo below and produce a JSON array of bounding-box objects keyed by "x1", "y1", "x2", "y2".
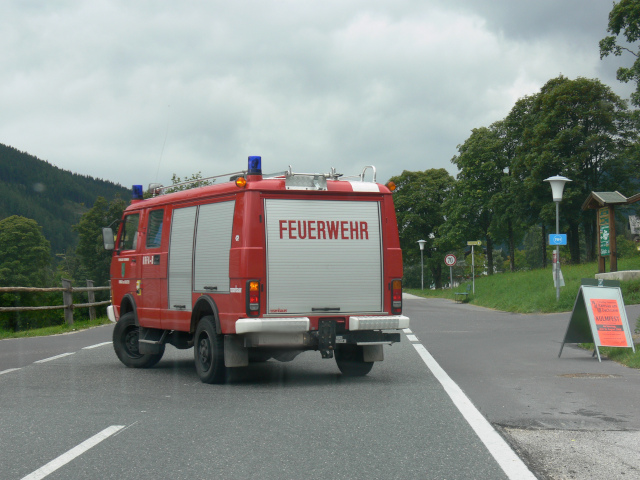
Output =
[
  {"x1": 113, "y1": 312, "x2": 164, "y2": 368},
  {"x1": 194, "y1": 315, "x2": 227, "y2": 384},
  {"x1": 335, "y1": 344, "x2": 374, "y2": 377}
]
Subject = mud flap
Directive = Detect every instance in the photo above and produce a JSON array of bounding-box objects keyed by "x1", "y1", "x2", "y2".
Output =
[
  {"x1": 224, "y1": 335, "x2": 249, "y2": 367},
  {"x1": 363, "y1": 344, "x2": 384, "y2": 362}
]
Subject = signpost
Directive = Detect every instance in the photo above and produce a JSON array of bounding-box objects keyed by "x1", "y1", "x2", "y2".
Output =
[
  {"x1": 444, "y1": 254, "x2": 457, "y2": 289},
  {"x1": 467, "y1": 241, "x2": 481, "y2": 294},
  {"x1": 559, "y1": 279, "x2": 635, "y2": 362},
  {"x1": 550, "y1": 233, "x2": 567, "y2": 289}
]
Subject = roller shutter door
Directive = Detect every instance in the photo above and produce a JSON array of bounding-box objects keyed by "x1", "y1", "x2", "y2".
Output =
[
  {"x1": 265, "y1": 199, "x2": 383, "y2": 315},
  {"x1": 168, "y1": 206, "x2": 197, "y2": 311},
  {"x1": 194, "y1": 201, "x2": 235, "y2": 293}
]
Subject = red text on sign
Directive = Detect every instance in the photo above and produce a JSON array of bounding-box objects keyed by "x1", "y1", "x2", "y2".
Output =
[{"x1": 279, "y1": 220, "x2": 369, "y2": 240}]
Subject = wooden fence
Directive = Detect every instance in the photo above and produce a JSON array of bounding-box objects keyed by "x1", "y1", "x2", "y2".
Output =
[{"x1": 0, "y1": 279, "x2": 111, "y2": 325}]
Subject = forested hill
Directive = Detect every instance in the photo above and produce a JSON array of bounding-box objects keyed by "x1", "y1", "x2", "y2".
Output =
[{"x1": 0, "y1": 143, "x2": 129, "y2": 254}]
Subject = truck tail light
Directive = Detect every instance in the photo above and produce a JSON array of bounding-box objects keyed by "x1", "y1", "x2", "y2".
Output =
[
  {"x1": 246, "y1": 280, "x2": 261, "y2": 317},
  {"x1": 391, "y1": 279, "x2": 402, "y2": 314}
]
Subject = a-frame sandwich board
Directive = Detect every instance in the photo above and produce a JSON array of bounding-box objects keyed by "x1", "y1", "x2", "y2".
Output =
[{"x1": 559, "y1": 279, "x2": 635, "y2": 362}]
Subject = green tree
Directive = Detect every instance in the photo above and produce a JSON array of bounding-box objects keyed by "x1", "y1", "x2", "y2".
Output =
[
  {"x1": 0, "y1": 216, "x2": 51, "y2": 287},
  {"x1": 389, "y1": 169, "x2": 456, "y2": 289},
  {"x1": 0, "y1": 216, "x2": 52, "y2": 331},
  {"x1": 513, "y1": 76, "x2": 638, "y2": 263},
  {"x1": 74, "y1": 197, "x2": 126, "y2": 285},
  {"x1": 448, "y1": 125, "x2": 507, "y2": 274},
  {"x1": 600, "y1": 0, "x2": 640, "y2": 106}
]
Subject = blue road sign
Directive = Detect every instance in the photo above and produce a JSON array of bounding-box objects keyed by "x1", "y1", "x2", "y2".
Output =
[{"x1": 549, "y1": 234, "x2": 567, "y2": 246}]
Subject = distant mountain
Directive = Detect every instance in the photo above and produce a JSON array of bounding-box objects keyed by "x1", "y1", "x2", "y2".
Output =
[{"x1": 0, "y1": 143, "x2": 129, "y2": 254}]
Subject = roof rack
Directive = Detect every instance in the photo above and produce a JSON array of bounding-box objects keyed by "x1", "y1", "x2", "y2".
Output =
[
  {"x1": 149, "y1": 170, "x2": 247, "y2": 196},
  {"x1": 148, "y1": 164, "x2": 378, "y2": 196}
]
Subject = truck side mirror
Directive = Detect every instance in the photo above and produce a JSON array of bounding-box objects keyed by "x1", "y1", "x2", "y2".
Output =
[{"x1": 102, "y1": 227, "x2": 115, "y2": 250}]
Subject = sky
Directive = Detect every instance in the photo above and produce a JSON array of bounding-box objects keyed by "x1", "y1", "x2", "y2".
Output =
[{"x1": 0, "y1": 0, "x2": 635, "y2": 189}]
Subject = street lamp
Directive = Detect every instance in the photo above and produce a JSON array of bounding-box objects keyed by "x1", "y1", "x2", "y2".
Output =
[
  {"x1": 544, "y1": 175, "x2": 571, "y2": 301},
  {"x1": 417, "y1": 239, "x2": 426, "y2": 290}
]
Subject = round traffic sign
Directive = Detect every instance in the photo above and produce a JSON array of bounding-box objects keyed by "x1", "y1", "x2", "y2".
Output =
[{"x1": 444, "y1": 254, "x2": 457, "y2": 266}]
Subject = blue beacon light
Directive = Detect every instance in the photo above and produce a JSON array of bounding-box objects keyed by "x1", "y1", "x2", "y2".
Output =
[
  {"x1": 132, "y1": 185, "x2": 144, "y2": 200},
  {"x1": 248, "y1": 156, "x2": 262, "y2": 175}
]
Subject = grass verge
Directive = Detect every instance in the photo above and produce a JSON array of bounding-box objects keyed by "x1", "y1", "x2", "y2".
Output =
[
  {"x1": 578, "y1": 343, "x2": 640, "y2": 369},
  {"x1": 406, "y1": 256, "x2": 640, "y2": 314},
  {"x1": 0, "y1": 316, "x2": 112, "y2": 340}
]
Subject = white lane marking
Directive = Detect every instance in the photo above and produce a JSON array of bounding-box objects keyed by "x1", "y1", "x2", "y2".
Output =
[
  {"x1": 403, "y1": 328, "x2": 413, "y2": 334},
  {"x1": 0, "y1": 368, "x2": 21, "y2": 375},
  {"x1": 406, "y1": 334, "x2": 418, "y2": 342},
  {"x1": 82, "y1": 342, "x2": 112, "y2": 350},
  {"x1": 413, "y1": 344, "x2": 536, "y2": 480},
  {"x1": 33, "y1": 353, "x2": 75, "y2": 364},
  {"x1": 21, "y1": 425, "x2": 125, "y2": 480}
]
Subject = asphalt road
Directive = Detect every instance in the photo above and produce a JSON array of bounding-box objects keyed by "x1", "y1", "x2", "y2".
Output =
[
  {"x1": 1, "y1": 321, "x2": 513, "y2": 480},
  {"x1": 405, "y1": 294, "x2": 640, "y2": 479},
  {"x1": 5, "y1": 293, "x2": 637, "y2": 479}
]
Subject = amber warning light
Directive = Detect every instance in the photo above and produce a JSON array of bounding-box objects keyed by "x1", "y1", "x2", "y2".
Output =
[{"x1": 246, "y1": 280, "x2": 260, "y2": 317}]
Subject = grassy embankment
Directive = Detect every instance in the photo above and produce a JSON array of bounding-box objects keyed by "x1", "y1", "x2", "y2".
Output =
[
  {"x1": 0, "y1": 316, "x2": 112, "y2": 340},
  {"x1": 406, "y1": 256, "x2": 640, "y2": 368}
]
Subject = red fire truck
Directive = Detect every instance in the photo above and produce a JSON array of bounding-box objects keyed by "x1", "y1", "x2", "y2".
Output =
[{"x1": 103, "y1": 156, "x2": 409, "y2": 383}]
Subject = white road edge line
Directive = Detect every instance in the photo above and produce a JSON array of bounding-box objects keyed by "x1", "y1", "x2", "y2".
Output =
[
  {"x1": 82, "y1": 342, "x2": 112, "y2": 350},
  {"x1": 412, "y1": 343, "x2": 536, "y2": 480},
  {"x1": 402, "y1": 328, "x2": 413, "y2": 334},
  {"x1": 406, "y1": 334, "x2": 419, "y2": 342},
  {"x1": 0, "y1": 368, "x2": 21, "y2": 375},
  {"x1": 21, "y1": 425, "x2": 125, "y2": 480},
  {"x1": 33, "y1": 353, "x2": 75, "y2": 364}
]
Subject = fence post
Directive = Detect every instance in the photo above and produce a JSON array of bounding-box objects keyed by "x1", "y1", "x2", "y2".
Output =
[
  {"x1": 61, "y1": 278, "x2": 73, "y2": 325},
  {"x1": 87, "y1": 280, "x2": 96, "y2": 320}
]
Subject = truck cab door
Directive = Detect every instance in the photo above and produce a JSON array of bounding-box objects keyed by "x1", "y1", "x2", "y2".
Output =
[
  {"x1": 113, "y1": 212, "x2": 145, "y2": 321},
  {"x1": 136, "y1": 208, "x2": 167, "y2": 328}
]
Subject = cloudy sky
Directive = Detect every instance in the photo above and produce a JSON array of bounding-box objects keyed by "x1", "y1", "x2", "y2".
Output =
[{"x1": 0, "y1": 1, "x2": 634, "y2": 188}]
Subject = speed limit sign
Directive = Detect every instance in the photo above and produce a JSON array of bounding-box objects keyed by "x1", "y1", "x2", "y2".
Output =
[{"x1": 444, "y1": 254, "x2": 457, "y2": 266}]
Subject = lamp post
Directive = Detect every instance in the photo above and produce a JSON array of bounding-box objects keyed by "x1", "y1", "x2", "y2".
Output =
[
  {"x1": 544, "y1": 175, "x2": 571, "y2": 301},
  {"x1": 417, "y1": 239, "x2": 426, "y2": 290}
]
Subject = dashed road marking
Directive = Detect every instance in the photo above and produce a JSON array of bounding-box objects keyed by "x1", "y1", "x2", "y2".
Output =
[
  {"x1": 82, "y1": 342, "x2": 112, "y2": 350},
  {"x1": 33, "y1": 353, "x2": 75, "y2": 364},
  {"x1": 406, "y1": 334, "x2": 418, "y2": 342},
  {"x1": 0, "y1": 368, "x2": 21, "y2": 375},
  {"x1": 21, "y1": 425, "x2": 125, "y2": 480}
]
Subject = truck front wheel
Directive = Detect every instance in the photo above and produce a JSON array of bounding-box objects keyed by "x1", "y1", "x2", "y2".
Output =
[
  {"x1": 335, "y1": 344, "x2": 373, "y2": 377},
  {"x1": 113, "y1": 312, "x2": 164, "y2": 368},
  {"x1": 194, "y1": 315, "x2": 227, "y2": 384}
]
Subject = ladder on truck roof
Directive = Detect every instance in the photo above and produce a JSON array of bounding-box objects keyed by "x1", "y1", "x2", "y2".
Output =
[{"x1": 148, "y1": 164, "x2": 377, "y2": 196}]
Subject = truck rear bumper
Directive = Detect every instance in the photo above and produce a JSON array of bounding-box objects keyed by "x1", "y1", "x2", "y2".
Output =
[
  {"x1": 235, "y1": 315, "x2": 409, "y2": 334},
  {"x1": 226, "y1": 315, "x2": 409, "y2": 367}
]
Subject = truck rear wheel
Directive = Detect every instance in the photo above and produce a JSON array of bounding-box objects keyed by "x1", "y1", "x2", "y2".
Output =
[
  {"x1": 194, "y1": 315, "x2": 227, "y2": 384},
  {"x1": 335, "y1": 345, "x2": 373, "y2": 377},
  {"x1": 113, "y1": 312, "x2": 164, "y2": 368}
]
